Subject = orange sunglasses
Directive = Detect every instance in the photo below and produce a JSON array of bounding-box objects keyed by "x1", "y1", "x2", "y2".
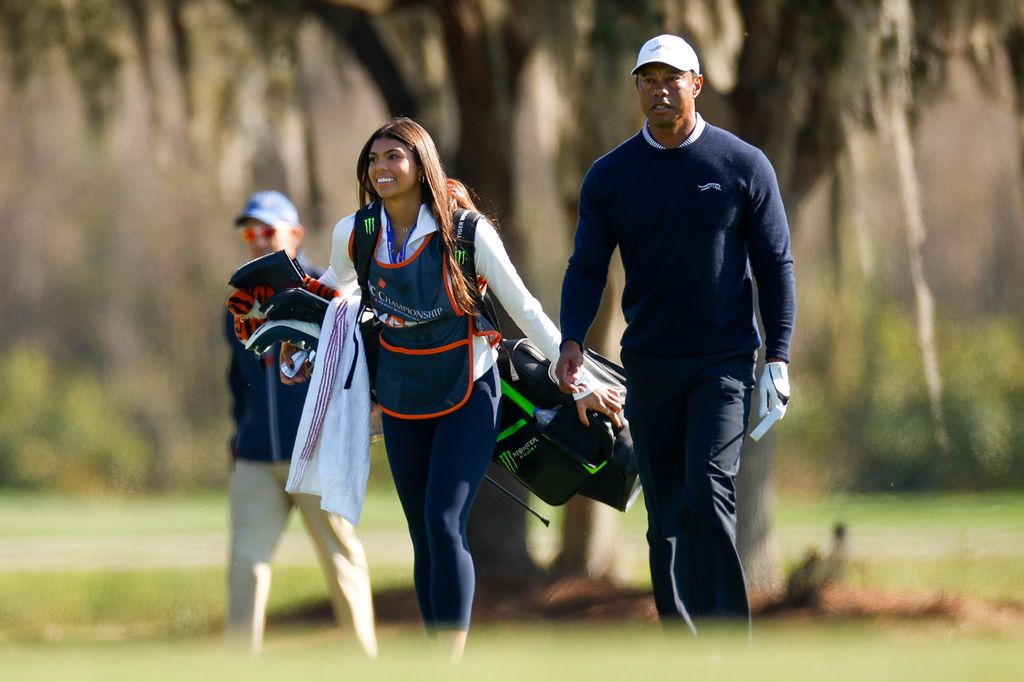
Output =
[{"x1": 240, "y1": 225, "x2": 277, "y2": 242}]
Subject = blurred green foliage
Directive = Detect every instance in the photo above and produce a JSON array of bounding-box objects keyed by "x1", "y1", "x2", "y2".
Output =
[
  {"x1": 0, "y1": 345, "x2": 149, "y2": 492},
  {"x1": 0, "y1": 343, "x2": 393, "y2": 494},
  {"x1": 3, "y1": 309, "x2": 1023, "y2": 494},
  {"x1": 782, "y1": 311, "x2": 1024, "y2": 491}
]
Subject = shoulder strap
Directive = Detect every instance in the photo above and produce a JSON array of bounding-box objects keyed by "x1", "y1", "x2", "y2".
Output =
[
  {"x1": 453, "y1": 209, "x2": 502, "y2": 328},
  {"x1": 452, "y1": 208, "x2": 481, "y2": 295},
  {"x1": 352, "y1": 202, "x2": 382, "y2": 302}
]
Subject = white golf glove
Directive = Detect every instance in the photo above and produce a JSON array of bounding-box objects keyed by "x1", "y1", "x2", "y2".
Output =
[
  {"x1": 758, "y1": 361, "x2": 790, "y2": 418},
  {"x1": 750, "y1": 361, "x2": 790, "y2": 441}
]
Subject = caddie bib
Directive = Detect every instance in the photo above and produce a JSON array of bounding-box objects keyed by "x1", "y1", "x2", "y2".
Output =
[{"x1": 366, "y1": 230, "x2": 490, "y2": 419}]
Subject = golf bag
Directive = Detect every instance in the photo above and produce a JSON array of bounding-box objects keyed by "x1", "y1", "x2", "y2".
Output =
[{"x1": 494, "y1": 338, "x2": 641, "y2": 512}]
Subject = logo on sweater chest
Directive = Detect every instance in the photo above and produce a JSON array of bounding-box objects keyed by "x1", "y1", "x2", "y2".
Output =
[{"x1": 698, "y1": 182, "x2": 722, "y2": 192}]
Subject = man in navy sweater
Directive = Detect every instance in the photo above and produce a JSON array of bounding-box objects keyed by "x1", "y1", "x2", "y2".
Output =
[{"x1": 556, "y1": 35, "x2": 795, "y2": 632}]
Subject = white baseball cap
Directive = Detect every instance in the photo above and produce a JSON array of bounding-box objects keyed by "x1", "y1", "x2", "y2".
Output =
[{"x1": 631, "y1": 34, "x2": 700, "y2": 75}]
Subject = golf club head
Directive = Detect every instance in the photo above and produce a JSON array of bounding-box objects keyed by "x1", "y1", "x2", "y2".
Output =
[
  {"x1": 229, "y1": 249, "x2": 307, "y2": 291},
  {"x1": 244, "y1": 319, "x2": 320, "y2": 355},
  {"x1": 264, "y1": 287, "x2": 329, "y2": 323}
]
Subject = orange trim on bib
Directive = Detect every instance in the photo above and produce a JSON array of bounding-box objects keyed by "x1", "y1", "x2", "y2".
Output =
[
  {"x1": 379, "y1": 335, "x2": 471, "y2": 355},
  {"x1": 375, "y1": 233, "x2": 434, "y2": 269},
  {"x1": 378, "y1": 317, "x2": 476, "y2": 420},
  {"x1": 472, "y1": 316, "x2": 502, "y2": 348},
  {"x1": 379, "y1": 391, "x2": 473, "y2": 420}
]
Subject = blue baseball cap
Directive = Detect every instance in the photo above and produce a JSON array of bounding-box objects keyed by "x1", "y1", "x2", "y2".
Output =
[{"x1": 234, "y1": 190, "x2": 299, "y2": 228}]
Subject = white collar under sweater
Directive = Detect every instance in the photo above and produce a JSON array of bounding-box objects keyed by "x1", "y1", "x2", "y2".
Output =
[{"x1": 642, "y1": 112, "x2": 706, "y2": 149}]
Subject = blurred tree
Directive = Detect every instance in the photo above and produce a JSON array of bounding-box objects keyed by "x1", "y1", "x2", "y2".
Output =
[{"x1": 2, "y1": 0, "x2": 1024, "y2": 599}]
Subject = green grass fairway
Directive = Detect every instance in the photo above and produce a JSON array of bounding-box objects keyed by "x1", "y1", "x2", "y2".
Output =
[
  {"x1": 771, "y1": 492, "x2": 1024, "y2": 602},
  {"x1": 1, "y1": 488, "x2": 1021, "y2": 675},
  {"x1": 1, "y1": 623, "x2": 1021, "y2": 682},
  {"x1": 527, "y1": 491, "x2": 1024, "y2": 602}
]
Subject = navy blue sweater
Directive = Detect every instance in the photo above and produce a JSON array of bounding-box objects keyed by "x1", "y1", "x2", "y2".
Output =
[{"x1": 560, "y1": 125, "x2": 795, "y2": 362}]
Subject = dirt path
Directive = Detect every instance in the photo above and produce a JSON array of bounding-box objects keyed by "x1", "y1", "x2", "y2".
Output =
[{"x1": 283, "y1": 577, "x2": 1024, "y2": 636}]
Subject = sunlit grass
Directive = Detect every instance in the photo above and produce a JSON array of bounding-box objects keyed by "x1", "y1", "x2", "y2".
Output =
[
  {"x1": 1, "y1": 622, "x2": 1022, "y2": 682},
  {"x1": 841, "y1": 556, "x2": 1024, "y2": 604},
  {"x1": 1, "y1": 489, "x2": 1022, "y2": 645},
  {"x1": 0, "y1": 490, "x2": 228, "y2": 539},
  {"x1": 0, "y1": 566, "x2": 413, "y2": 641},
  {"x1": 0, "y1": 487, "x2": 408, "y2": 539},
  {"x1": 774, "y1": 492, "x2": 1024, "y2": 530}
]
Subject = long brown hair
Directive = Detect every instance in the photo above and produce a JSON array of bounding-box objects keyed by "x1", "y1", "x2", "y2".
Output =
[{"x1": 355, "y1": 117, "x2": 476, "y2": 315}]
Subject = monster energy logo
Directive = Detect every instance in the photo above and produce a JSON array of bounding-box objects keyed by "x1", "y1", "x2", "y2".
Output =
[
  {"x1": 498, "y1": 451, "x2": 517, "y2": 473},
  {"x1": 363, "y1": 216, "x2": 375, "y2": 233},
  {"x1": 497, "y1": 437, "x2": 540, "y2": 474},
  {"x1": 454, "y1": 248, "x2": 467, "y2": 265}
]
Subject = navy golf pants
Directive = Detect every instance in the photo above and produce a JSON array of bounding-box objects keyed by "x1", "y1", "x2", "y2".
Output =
[
  {"x1": 381, "y1": 364, "x2": 501, "y2": 630},
  {"x1": 622, "y1": 351, "x2": 754, "y2": 633}
]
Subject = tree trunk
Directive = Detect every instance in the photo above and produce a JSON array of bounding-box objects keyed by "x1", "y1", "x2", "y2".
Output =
[
  {"x1": 881, "y1": 0, "x2": 949, "y2": 451},
  {"x1": 554, "y1": 497, "x2": 621, "y2": 578},
  {"x1": 437, "y1": 0, "x2": 541, "y2": 584},
  {"x1": 736, "y1": 432, "x2": 782, "y2": 598}
]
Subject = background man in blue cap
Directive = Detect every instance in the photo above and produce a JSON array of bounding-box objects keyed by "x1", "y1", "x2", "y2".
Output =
[
  {"x1": 556, "y1": 35, "x2": 796, "y2": 632},
  {"x1": 225, "y1": 190, "x2": 377, "y2": 655}
]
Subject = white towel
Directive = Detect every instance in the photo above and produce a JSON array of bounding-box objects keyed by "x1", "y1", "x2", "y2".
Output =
[{"x1": 285, "y1": 295, "x2": 371, "y2": 526}]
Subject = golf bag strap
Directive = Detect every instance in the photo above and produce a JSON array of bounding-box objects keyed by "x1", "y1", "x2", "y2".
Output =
[
  {"x1": 451, "y1": 208, "x2": 492, "y2": 319},
  {"x1": 352, "y1": 202, "x2": 382, "y2": 307}
]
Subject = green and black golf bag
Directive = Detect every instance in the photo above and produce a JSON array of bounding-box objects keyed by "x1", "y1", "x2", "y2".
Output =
[{"x1": 494, "y1": 338, "x2": 641, "y2": 512}]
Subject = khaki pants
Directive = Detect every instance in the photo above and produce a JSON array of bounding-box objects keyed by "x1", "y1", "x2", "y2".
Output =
[{"x1": 227, "y1": 460, "x2": 377, "y2": 656}]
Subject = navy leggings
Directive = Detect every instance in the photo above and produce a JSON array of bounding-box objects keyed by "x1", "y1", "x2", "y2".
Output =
[{"x1": 381, "y1": 364, "x2": 501, "y2": 630}]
